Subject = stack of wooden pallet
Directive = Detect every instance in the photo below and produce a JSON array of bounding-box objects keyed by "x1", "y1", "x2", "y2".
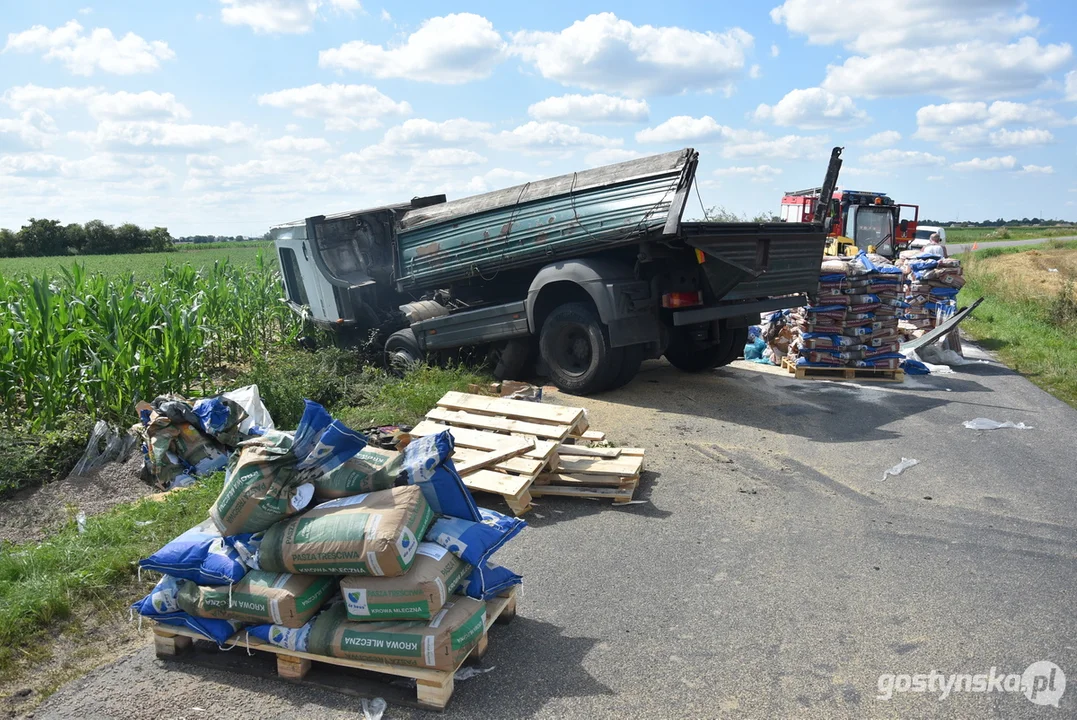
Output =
[{"x1": 409, "y1": 391, "x2": 644, "y2": 515}]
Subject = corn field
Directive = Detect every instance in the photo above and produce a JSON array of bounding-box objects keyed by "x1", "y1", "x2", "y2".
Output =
[{"x1": 0, "y1": 252, "x2": 301, "y2": 430}]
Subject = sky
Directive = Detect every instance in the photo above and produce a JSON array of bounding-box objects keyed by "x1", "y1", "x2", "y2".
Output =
[{"x1": 0, "y1": 0, "x2": 1075, "y2": 237}]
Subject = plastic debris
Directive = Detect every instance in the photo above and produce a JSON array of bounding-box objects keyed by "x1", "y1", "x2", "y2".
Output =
[
  {"x1": 455, "y1": 665, "x2": 496, "y2": 681},
  {"x1": 964, "y1": 418, "x2": 1033, "y2": 430},
  {"x1": 76, "y1": 511, "x2": 87, "y2": 534},
  {"x1": 73, "y1": 420, "x2": 137, "y2": 477},
  {"x1": 1048, "y1": 268, "x2": 1059, "y2": 273},
  {"x1": 361, "y1": 698, "x2": 387, "y2": 720},
  {"x1": 879, "y1": 458, "x2": 919, "y2": 482}
]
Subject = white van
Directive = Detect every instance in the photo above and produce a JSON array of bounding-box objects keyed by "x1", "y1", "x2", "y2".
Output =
[{"x1": 910, "y1": 225, "x2": 946, "y2": 249}]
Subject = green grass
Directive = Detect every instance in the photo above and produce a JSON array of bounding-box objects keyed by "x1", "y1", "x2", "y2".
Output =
[
  {"x1": 0, "y1": 475, "x2": 224, "y2": 681},
  {"x1": 945, "y1": 226, "x2": 1077, "y2": 244},
  {"x1": 959, "y1": 241, "x2": 1077, "y2": 408},
  {"x1": 0, "y1": 242, "x2": 275, "y2": 280},
  {"x1": 238, "y1": 347, "x2": 491, "y2": 429}
]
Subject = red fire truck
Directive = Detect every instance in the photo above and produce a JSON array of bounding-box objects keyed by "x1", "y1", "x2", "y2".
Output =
[{"x1": 781, "y1": 187, "x2": 919, "y2": 258}]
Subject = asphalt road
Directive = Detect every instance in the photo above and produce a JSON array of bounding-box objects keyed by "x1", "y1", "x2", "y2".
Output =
[
  {"x1": 37, "y1": 345, "x2": 1076, "y2": 719},
  {"x1": 947, "y1": 236, "x2": 1077, "y2": 254}
]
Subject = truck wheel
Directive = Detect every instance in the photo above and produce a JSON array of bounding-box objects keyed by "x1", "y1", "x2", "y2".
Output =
[
  {"x1": 539, "y1": 302, "x2": 618, "y2": 395},
  {"x1": 493, "y1": 338, "x2": 533, "y2": 381},
  {"x1": 606, "y1": 343, "x2": 644, "y2": 390},
  {"x1": 384, "y1": 329, "x2": 422, "y2": 376},
  {"x1": 714, "y1": 327, "x2": 750, "y2": 368}
]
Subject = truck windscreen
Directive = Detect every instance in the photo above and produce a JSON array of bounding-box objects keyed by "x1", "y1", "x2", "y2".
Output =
[{"x1": 854, "y1": 208, "x2": 892, "y2": 252}]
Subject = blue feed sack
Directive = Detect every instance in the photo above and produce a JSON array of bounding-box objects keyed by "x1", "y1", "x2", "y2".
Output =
[
  {"x1": 403, "y1": 431, "x2": 481, "y2": 522},
  {"x1": 131, "y1": 575, "x2": 245, "y2": 646},
  {"x1": 463, "y1": 561, "x2": 522, "y2": 601},
  {"x1": 139, "y1": 518, "x2": 253, "y2": 585},
  {"x1": 425, "y1": 507, "x2": 526, "y2": 568},
  {"x1": 247, "y1": 620, "x2": 313, "y2": 653}
]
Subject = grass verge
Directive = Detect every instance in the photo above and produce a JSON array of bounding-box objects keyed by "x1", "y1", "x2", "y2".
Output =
[
  {"x1": 946, "y1": 226, "x2": 1077, "y2": 244},
  {"x1": 0, "y1": 475, "x2": 223, "y2": 684},
  {"x1": 959, "y1": 240, "x2": 1077, "y2": 408}
]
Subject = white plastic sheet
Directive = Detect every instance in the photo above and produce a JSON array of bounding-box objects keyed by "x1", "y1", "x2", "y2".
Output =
[
  {"x1": 879, "y1": 458, "x2": 919, "y2": 482},
  {"x1": 361, "y1": 698, "x2": 386, "y2": 720},
  {"x1": 964, "y1": 418, "x2": 1033, "y2": 430},
  {"x1": 221, "y1": 384, "x2": 275, "y2": 433}
]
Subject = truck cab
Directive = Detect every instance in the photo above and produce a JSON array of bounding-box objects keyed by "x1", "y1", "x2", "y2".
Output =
[{"x1": 781, "y1": 188, "x2": 919, "y2": 258}]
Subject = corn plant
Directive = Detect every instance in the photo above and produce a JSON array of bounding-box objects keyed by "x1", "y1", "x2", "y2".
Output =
[{"x1": 0, "y1": 252, "x2": 300, "y2": 430}]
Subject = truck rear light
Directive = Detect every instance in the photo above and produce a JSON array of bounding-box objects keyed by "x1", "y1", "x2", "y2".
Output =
[
  {"x1": 661, "y1": 291, "x2": 703, "y2": 309},
  {"x1": 694, "y1": 248, "x2": 706, "y2": 264}
]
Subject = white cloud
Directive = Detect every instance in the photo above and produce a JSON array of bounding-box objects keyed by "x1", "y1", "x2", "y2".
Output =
[
  {"x1": 417, "y1": 148, "x2": 486, "y2": 167},
  {"x1": 584, "y1": 148, "x2": 641, "y2": 167},
  {"x1": 258, "y1": 83, "x2": 411, "y2": 130},
  {"x1": 264, "y1": 135, "x2": 331, "y2": 153},
  {"x1": 770, "y1": 44, "x2": 779, "y2": 57},
  {"x1": 1067, "y1": 71, "x2": 1077, "y2": 101},
  {"x1": 492, "y1": 121, "x2": 621, "y2": 152},
  {"x1": 771, "y1": 0, "x2": 1040, "y2": 53},
  {"x1": 952, "y1": 155, "x2": 1018, "y2": 171},
  {"x1": 0, "y1": 110, "x2": 58, "y2": 149},
  {"x1": 380, "y1": 9, "x2": 390, "y2": 22},
  {"x1": 319, "y1": 13, "x2": 506, "y2": 84},
  {"x1": 753, "y1": 87, "x2": 867, "y2": 129},
  {"x1": 915, "y1": 100, "x2": 1064, "y2": 149},
  {"x1": 749, "y1": 64, "x2": 762, "y2": 79},
  {"x1": 927, "y1": 175, "x2": 943, "y2": 181},
  {"x1": 862, "y1": 130, "x2": 901, "y2": 147},
  {"x1": 636, "y1": 115, "x2": 730, "y2": 144},
  {"x1": 219, "y1": 0, "x2": 360, "y2": 34},
  {"x1": 822, "y1": 38, "x2": 1072, "y2": 100},
  {"x1": 720, "y1": 133, "x2": 829, "y2": 160},
  {"x1": 861, "y1": 148, "x2": 946, "y2": 166},
  {"x1": 0, "y1": 152, "x2": 65, "y2": 176},
  {"x1": 87, "y1": 120, "x2": 255, "y2": 152},
  {"x1": 511, "y1": 12, "x2": 753, "y2": 97},
  {"x1": 464, "y1": 168, "x2": 535, "y2": 194},
  {"x1": 1019, "y1": 164, "x2": 1053, "y2": 174},
  {"x1": 3, "y1": 20, "x2": 174, "y2": 75},
  {"x1": 528, "y1": 94, "x2": 649, "y2": 124},
  {"x1": 713, "y1": 164, "x2": 782, "y2": 182},
  {"x1": 0, "y1": 151, "x2": 172, "y2": 187},
  {"x1": 3, "y1": 85, "x2": 191, "y2": 121},
  {"x1": 382, "y1": 118, "x2": 491, "y2": 148},
  {"x1": 78, "y1": 7, "x2": 93, "y2": 15}
]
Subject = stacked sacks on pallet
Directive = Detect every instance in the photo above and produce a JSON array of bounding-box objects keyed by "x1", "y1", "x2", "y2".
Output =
[
  {"x1": 789, "y1": 252, "x2": 906, "y2": 371},
  {"x1": 895, "y1": 252, "x2": 965, "y2": 339},
  {"x1": 135, "y1": 406, "x2": 525, "y2": 671}
]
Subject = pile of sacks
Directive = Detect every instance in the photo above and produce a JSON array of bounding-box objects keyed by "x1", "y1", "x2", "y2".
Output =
[
  {"x1": 135, "y1": 385, "x2": 275, "y2": 489},
  {"x1": 133, "y1": 400, "x2": 524, "y2": 672},
  {"x1": 788, "y1": 252, "x2": 906, "y2": 371},
  {"x1": 895, "y1": 252, "x2": 965, "y2": 339}
]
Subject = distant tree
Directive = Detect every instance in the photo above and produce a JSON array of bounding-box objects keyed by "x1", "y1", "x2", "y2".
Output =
[
  {"x1": 83, "y1": 219, "x2": 117, "y2": 255},
  {"x1": 64, "y1": 223, "x2": 86, "y2": 254},
  {"x1": 146, "y1": 226, "x2": 174, "y2": 252},
  {"x1": 0, "y1": 228, "x2": 19, "y2": 257},
  {"x1": 17, "y1": 218, "x2": 66, "y2": 256}
]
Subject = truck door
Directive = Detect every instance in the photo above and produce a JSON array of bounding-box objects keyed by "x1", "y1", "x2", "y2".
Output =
[{"x1": 275, "y1": 234, "x2": 340, "y2": 324}]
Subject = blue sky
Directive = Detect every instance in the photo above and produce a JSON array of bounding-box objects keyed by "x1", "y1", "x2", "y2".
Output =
[{"x1": 1, "y1": 0, "x2": 1074, "y2": 236}]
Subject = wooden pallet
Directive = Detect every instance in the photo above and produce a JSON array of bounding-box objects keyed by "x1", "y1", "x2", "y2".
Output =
[
  {"x1": 410, "y1": 421, "x2": 558, "y2": 515},
  {"x1": 430, "y1": 391, "x2": 587, "y2": 441},
  {"x1": 153, "y1": 588, "x2": 518, "y2": 711},
  {"x1": 781, "y1": 358, "x2": 904, "y2": 383},
  {"x1": 530, "y1": 449, "x2": 644, "y2": 504}
]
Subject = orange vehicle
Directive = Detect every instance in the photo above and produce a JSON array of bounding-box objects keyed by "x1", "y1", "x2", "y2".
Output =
[{"x1": 781, "y1": 187, "x2": 919, "y2": 258}]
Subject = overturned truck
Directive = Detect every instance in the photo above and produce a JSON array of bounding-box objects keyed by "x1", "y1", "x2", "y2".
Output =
[{"x1": 273, "y1": 147, "x2": 843, "y2": 394}]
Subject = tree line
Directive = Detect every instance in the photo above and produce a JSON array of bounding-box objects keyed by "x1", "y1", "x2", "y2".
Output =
[
  {"x1": 0, "y1": 218, "x2": 174, "y2": 258},
  {"x1": 922, "y1": 218, "x2": 1075, "y2": 227}
]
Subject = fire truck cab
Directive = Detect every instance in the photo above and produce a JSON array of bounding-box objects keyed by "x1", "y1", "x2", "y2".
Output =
[{"x1": 781, "y1": 188, "x2": 918, "y2": 258}]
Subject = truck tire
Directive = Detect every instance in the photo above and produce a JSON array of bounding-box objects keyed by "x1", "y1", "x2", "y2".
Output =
[
  {"x1": 606, "y1": 343, "x2": 644, "y2": 390},
  {"x1": 493, "y1": 338, "x2": 533, "y2": 381},
  {"x1": 384, "y1": 329, "x2": 422, "y2": 376},
  {"x1": 539, "y1": 302, "x2": 618, "y2": 395},
  {"x1": 714, "y1": 326, "x2": 750, "y2": 367}
]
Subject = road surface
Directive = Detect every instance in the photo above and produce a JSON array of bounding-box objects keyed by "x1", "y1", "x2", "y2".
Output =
[
  {"x1": 35, "y1": 345, "x2": 1076, "y2": 719},
  {"x1": 947, "y1": 235, "x2": 1077, "y2": 254}
]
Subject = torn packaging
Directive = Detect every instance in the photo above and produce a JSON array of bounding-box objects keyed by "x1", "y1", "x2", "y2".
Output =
[
  {"x1": 340, "y1": 542, "x2": 472, "y2": 621},
  {"x1": 210, "y1": 400, "x2": 367, "y2": 536},
  {"x1": 257, "y1": 485, "x2": 434, "y2": 577},
  {"x1": 176, "y1": 571, "x2": 336, "y2": 628},
  {"x1": 308, "y1": 597, "x2": 488, "y2": 671}
]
